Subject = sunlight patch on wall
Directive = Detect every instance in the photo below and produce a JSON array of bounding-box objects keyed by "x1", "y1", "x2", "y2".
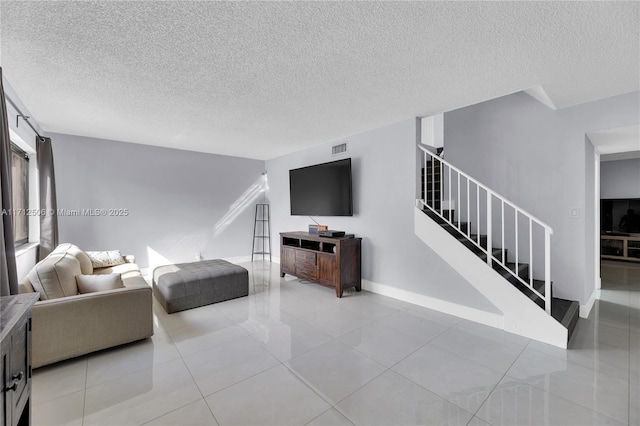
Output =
[
  {"x1": 214, "y1": 174, "x2": 268, "y2": 237},
  {"x1": 147, "y1": 246, "x2": 172, "y2": 273}
]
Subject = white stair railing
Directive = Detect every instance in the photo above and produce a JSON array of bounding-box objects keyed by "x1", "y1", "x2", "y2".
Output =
[{"x1": 418, "y1": 144, "x2": 553, "y2": 314}]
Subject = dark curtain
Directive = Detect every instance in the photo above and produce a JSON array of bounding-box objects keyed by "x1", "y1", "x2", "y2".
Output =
[
  {"x1": 37, "y1": 137, "x2": 58, "y2": 260},
  {"x1": 0, "y1": 67, "x2": 19, "y2": 296}
]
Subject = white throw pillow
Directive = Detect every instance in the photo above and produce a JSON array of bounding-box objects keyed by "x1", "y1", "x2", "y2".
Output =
[
  {"x1": 85, "y1": 250, "x2": 126, "y2": 268},
  {"x1": 76, "y1": 273, "x2": 124, "y2": 294}
]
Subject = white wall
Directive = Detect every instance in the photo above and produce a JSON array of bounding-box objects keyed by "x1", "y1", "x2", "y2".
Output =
[
  {"x1": 601, "y1": 158, "x2": 640, "y2": 199},
  {"x1": 266, "y1": 118, "x2": 499, "y2": 314},
  {"x1": 443, "y1": 91, "x2": 640, "y2": 304},
  {"x1": 51, "y1": 133, "x2": 265, "y2": 270}
]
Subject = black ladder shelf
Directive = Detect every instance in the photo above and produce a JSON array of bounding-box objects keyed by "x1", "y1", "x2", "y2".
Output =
[{"x1": 252, "y1": 204, "x2": 271, "y2": 262}]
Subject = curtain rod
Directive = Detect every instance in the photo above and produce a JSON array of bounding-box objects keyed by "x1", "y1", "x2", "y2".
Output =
[{"x1": 4, "y1": 94, "x2": 43, "y2": 140}]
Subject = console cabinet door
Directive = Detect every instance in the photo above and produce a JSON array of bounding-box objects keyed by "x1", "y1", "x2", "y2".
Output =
[
  {"x1": 317, "y1": 254, "x2": 336, "y2": 287},
  {"x1": 281, "y1": 247, "x2": 296, "y2": 275}
]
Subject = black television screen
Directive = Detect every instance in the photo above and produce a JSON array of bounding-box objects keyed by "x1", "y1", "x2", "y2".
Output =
[
  {"x1": 601, "y1": 198, "x2": 640, "y2": 234},
  {"x1": 289, "y1": 158, "x2": 353, "y2": 216}
]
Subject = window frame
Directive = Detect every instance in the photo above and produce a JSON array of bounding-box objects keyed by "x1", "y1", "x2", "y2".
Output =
[{"x1": 10, "y1": 142, "x2": 29, "y2": 247}]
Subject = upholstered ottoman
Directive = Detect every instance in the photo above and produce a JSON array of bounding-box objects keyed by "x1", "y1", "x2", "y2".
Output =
[{"x1": 152, "y1": 259, "x2": 249, "y2": 314}]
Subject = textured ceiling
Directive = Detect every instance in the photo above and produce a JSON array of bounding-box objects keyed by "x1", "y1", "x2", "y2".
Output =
[{"x1": 1, "y1": 1, "x2": 638, "y2": 160}]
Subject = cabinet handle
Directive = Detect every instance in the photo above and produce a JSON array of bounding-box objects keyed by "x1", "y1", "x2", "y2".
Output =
[
  {"x1": 5, "y1": 382, "x2": 18, "y2": 392},
  {"x1": 12, "y1": 371, "x2": 24, "y2": 382}
]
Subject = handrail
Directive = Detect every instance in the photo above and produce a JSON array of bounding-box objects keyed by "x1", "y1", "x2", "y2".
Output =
[
  {"x1": 418, "y1": 144, "x2": 553, "y2": 315},
  {"x1": 418, "y1": 144, "x2": 553, "y2": 235}
]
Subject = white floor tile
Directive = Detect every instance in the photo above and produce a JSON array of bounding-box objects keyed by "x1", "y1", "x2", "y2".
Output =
[
  {"x1": 588, "y1": 300, "x2": 631, "y2": 331},
  {"x1": 183, "y1": 335, "x2": 279, "y2": 396},
  {"x1": 466, "y1": 416, "x2": 492, "y2": 426},
  {"x1": 392, "y1": 343, "x2": 503, "y2": 414},
  {"x1": 143, "y1": 399, "x2": 218, "y2": 425},
  {"x1": 205, "y1": 365, "x2": 330, "y2": 425},
  {"x1": 32, "y1": 390, "x2": 84, "y2": 426},
  {"x1": 167, "y1": 315, "x2": 248, "y2": 358},
  {"x1": 406, "y1": 305, "x2": 462, "y2": 328},
  {"x1": 83, "y1": 358, "x2": 202, "y2": 426},
  {"x1": 155, "y1": 302, "x2": 227, "y2": 332},
  {"x1": 215, "y1": 293, "x2": 284, "y2": 331},
  {"x1": 335, "y1": 294, "x2": 403, "y2": 321},
  {"x1": 338, "y1": 321, "x2": 425, "y2": 367},
  {"x1": 630, "y1": 351, "x2": 639, "y2": 384},
  {"x1": 337, "y1": 370, "x2": 473, "y2": 426},
  {"x1": 32, "y1": 357, "x2": 87, "y2": 405},
  {"x1": 571, "y1": 319, "x2": 630, "y2": 350},
  {"x1": 306, "y1": 408, "x2": 354, "y2": 426},
  {"x1": 276, "y1": 291, "x2": 337, "y2": 318},
  {"x1": 507, "y1": 347, "x2": 629, "y2": 424},
  {"x1": 476, "y1": 376, "x2": 624, "y2": 425},
  {"x1": 300, "y1": 306, "x2": 372, "y2": 338},
  {"x1": 631, "y1": 331, "x2": 640, "y2": 354},
  {"x1": 375, "y1": 309, "x2": 453, "y2": 344},
  {"x1": 250, "y1": 316, "x2": 333, "y2": 362},
  {"x1": 430, "y1": 322, "x2": 528, "y2": 373},
  {"x1": 527, "y1": 338, "x2": 630, "y2": 381},
  {"x1": 630, "y1": 381, "x2": 640, "y2": 426},
  {"x1": 86, "y1": 333, "x2": 181, "y2": 387},
  {"x1": 286, "y1": 340, "x2": 386, "y2": 404}
]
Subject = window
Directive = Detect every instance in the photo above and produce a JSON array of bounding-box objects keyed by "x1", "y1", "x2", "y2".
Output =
[{"x1": 10, "y1": 143, "x2": 29, "y2": 246}]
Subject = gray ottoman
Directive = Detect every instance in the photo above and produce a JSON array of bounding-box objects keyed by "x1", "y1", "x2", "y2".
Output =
[{"x1": 153, "y1": 259, "x2": 249, "y2": 314}]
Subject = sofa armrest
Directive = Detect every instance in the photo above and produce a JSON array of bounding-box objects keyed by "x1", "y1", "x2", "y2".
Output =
[
  {"x1": 124, "y1": 255, "x2": 136, "y2": 263},
  {"x1": 31, "y1": 284, "x2": 153, "y2": 368}
]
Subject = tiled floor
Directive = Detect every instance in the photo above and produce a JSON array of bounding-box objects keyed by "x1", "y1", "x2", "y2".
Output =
[{"x1": 32, "y1": 260, "x2": 639, "y2": 425}]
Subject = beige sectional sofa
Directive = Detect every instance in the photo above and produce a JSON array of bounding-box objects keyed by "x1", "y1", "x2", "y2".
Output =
[{"x1": 19, "y1": 243, "x2": 153, "y2": 368}]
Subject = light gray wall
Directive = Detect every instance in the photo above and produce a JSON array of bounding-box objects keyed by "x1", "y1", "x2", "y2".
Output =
[
  {"x1": 51, "y1": 133, "x2": 265, "y2": 269},
  {"x1": 601, "y1": 158, "x2": 640, "y2": 199},
  {"x1": 444, "y1": 91, "x2": 640, "y2": 304},
  {"x1": 266, "y1": 118, "x2": 498, "y2": 313}
]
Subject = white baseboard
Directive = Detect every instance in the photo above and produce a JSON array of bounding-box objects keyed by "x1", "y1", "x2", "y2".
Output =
[
  {"x1": 223, "y1": 256, "x2": 254, "y2": 264},
  {"x1": 580, "y1": 289, "x2": 598, "y2": 318},
  {"x1": 224, "y1": 256, "x2": 281, "y2": 264},
  {"x1": 362, "y1": 279, "x2": 504, "y2": 330}
]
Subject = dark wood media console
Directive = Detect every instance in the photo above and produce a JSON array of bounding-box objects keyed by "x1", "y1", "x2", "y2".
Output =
[{"x1": 280, "y1": 232, "x2": 362, "y2": 297}]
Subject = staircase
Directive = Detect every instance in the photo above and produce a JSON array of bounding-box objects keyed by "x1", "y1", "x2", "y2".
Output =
[{"x1": 417, "y1": 145, "x2": 579, "y2": 347}]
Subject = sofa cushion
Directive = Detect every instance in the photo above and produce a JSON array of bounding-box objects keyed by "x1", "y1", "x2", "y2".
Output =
[
  {"x1": 28, "y1": 253, "x2": 81, "y2": 300},
  {"x1": 93, "y1": 262, "x2": 142, "y2": 280},
  {"x1": 85, "y1": 250, "x2": 126, "y2": 268},
  {"x1": 76, "y1": 273, "x2": 124, "y2": 294},
  {"x1": 54, "y1": 243, "x2": 93, "y2": 274}
]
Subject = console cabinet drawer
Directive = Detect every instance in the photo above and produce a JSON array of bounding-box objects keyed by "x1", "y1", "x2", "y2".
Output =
[{"x1": 295, "y1": 250, "x2": 316, "y2": 266}]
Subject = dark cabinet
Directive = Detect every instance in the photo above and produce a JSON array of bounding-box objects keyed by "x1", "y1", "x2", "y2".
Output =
[
  {"x1": 1, "y1": 294, "x2": 38, "y2": 426},
  {"x1": 280, "y1": 232, "x2": 362, "y2": 297}
]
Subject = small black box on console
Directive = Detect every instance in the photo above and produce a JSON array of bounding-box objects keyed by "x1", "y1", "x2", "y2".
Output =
[{"x1": 318, "y1": 230, "x2": 346, "y2": 238}]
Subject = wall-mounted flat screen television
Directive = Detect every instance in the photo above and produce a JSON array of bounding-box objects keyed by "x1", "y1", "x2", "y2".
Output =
[{"x1": 289, "y1": 158, "x2": 353, "y2": 216}]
